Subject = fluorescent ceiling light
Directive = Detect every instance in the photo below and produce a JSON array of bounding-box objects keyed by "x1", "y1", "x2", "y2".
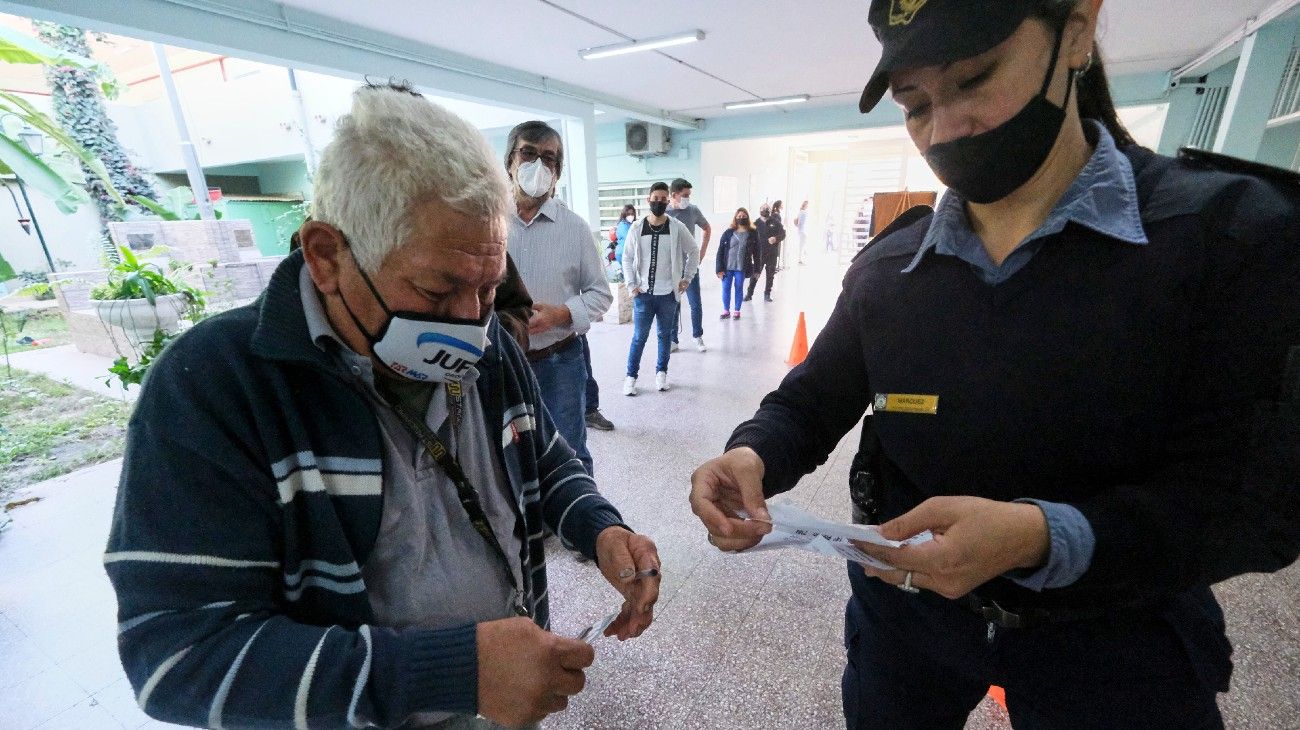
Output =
[
  {"x1": 580, "y1": 31, "x2": 705, "y2": 60},
  {"x1": 724, "y1": 95, "x2": 811, "y2": 110}
]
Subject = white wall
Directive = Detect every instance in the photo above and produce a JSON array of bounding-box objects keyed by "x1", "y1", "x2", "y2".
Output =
[
  {"x1": 697, "y1": 126, "x2": 941, "y2": 223},
  {"x1": 0, "y1": 189, "x2": 105, "y2": 274}
]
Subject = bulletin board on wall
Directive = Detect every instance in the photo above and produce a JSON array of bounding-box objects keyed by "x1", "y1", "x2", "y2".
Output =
[{"x1": 871, "y1": 191, "x2": 937, "y2": 237}]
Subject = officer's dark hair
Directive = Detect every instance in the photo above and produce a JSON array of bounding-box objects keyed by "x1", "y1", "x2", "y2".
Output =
[
  {"x1": 1033, "y1": 0, "x2": 1136, "y2": 148},
  {"x1": 504, "y1": 121, "x2": 564, "y2": 177},
  {"x1": 670, "y1": 178, "x2": 692, "y2": 194},
  {"x1": 649, "y1": 181, "x2": 670, "y2": 195}
]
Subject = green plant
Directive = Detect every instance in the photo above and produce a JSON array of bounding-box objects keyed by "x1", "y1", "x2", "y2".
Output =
[
  {"x1": 34, "y1": 22, "x2": 158, "y2": 255},
  {"x1": 130, "y1": 186, "x2": 225, "y2": 221},
  {"x1": 0, "y1": 26, "x2": 127, "y2": 214},
  {"x1": 274, "y1": 200, "x2": 310, "y2": 251},
  {"x1": 89, "y1": 244, "x2": 204, "y2": 309},
  {"x1": 105, "y1": 326, "x2": 172, "y2": 388},
  {"x1": 0, "y1": 249, "x2": 15, "y2": 280}
]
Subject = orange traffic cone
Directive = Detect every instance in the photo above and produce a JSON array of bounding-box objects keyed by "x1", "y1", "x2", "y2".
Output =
[
  {"x1": 987, "y1": 685, "x2": 1007, "y2": 711},
  {"x1": 786, "y1": 312, "x2": 809, "y2": 366}
]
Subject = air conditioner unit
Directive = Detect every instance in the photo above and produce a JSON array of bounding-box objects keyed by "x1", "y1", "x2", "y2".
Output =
[{"x1": 626, "y1": 122, "x2": 671, "y2": 157}]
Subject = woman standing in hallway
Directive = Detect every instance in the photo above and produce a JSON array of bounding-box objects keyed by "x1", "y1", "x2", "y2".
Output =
[
  {"x1": 613, "y1": 203, "x2": 636, "y2": 265},
  {"x1": 691, "y1": 0, "x2": 1300, "y2": 727},
  {"x1": 715, "y1": 208, "x2": 758, "y2": 320}
]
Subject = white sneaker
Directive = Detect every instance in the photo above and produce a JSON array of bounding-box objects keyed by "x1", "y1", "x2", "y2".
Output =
[
  {"x1": 694, "y1": 337, "x2": 707, "y2": 352},
  {"x1": 655, "y1": 372, "x2": 670, "y2": 392},
  {"x1": 623, "y1": 376, "x2": 637, "y2": 396},
  {"x1": 670, "y1": 342, "x2": 680, "y2": 353}
]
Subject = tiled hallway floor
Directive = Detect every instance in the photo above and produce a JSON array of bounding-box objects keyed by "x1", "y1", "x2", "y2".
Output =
[{"x1": 2, "y1": 252, "x2": 1296, "y2": 729}]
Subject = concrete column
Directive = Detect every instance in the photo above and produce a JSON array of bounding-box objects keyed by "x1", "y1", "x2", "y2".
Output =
[
  {"x1": 1213, "y1": 21, "x2": 1296, "y2": 160},
  {"x1": 561, "y1": 110, "x2": 600, "y2": 229},
  {"x1": 1156, "y1": 83, "x2": 1204, "y2": 156}
]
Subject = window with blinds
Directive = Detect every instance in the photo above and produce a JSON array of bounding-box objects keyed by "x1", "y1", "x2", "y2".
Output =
[
  {"x1": 1187, "y1": 86, "x2": 1230, "y2": 150},
  {"x1": 1269, "y1": 42, "x2": 1300, "y2": 122},
  {"x1": 597, "y1": 182, "x2": 655, "y2": 234}
]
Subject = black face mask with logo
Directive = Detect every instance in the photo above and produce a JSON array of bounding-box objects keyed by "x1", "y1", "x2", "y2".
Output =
[{"x1": 923, "y1": 28, "x2": 1076, "y2": 205}]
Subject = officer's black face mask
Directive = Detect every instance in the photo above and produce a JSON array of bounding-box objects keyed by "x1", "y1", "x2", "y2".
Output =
[{"x1": 923, "y1": 29, "x2": 1076, "y2": 205}]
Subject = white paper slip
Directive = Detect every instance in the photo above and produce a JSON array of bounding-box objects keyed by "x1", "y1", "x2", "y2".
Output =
[
  {"x1": 736, "y1": 502, "x2": 934, "y2": 571},
  {"x1": 574, "y1": 611, "x2": 620, "y2": 644}
]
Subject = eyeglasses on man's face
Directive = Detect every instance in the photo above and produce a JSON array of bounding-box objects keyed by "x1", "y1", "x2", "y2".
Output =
[{"x1": 513, "y1": 145, "x2": 560, "y2": 169}]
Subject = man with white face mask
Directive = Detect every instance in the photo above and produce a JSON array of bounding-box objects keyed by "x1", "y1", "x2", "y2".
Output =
[
  {"x1": 504, "y1": 121, "x2": 613, "y2": 477},
  {"x1": 105, "y1": 85, "x2": 659, "y2": 730}
]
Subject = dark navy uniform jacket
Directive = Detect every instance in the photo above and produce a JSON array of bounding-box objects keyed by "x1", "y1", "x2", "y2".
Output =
[{"x1": 729, "y1": 143, "x2": 1300, "y2": 632}]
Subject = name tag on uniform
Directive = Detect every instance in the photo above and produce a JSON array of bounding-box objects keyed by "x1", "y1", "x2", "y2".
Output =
[{"x1": 873, "y1": 393, "x2": 939, "y2": 415}]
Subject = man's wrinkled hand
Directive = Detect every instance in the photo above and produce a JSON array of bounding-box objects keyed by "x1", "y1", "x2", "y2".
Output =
[
  {"x1": 477, "y1": 617, "x2": 594, "y2": 727},
  {"x1": 854, "y1": 497, "x2": 1050, "y2": 599},
  {"x1": 594, "y1": 527, "x2": 660, "y2": 640},
  {"x1": 689, "y1": 447, "x2": 772, "y2": 552}
]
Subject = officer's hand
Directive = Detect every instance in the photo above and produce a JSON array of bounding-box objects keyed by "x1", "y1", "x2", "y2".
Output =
[
  {"x1": 477, "y1": 617, "x2": 594, "y2": 727},
  {"x1": 593, "y1": 526, "x2": 660, "y2": 640},
  {"x1": 689, "y1": 447, "x2": 772, "y2": 551},
  {"x1": 854, "y1": 497, "x2": 1050, "y2": 600}
]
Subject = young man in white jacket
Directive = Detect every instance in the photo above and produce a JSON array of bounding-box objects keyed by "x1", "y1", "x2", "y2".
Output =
[{"x1": 621, "y1": 182, "x2": 700, "y2": 395}]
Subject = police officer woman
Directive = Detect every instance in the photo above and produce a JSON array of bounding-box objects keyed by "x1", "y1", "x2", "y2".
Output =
[{"x1": 690, "y1": 0, "x2": 1300, "y2": 727}]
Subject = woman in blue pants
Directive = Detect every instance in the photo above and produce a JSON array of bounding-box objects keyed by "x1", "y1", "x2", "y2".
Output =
[{"x1": 715, "y1": 208, "x2": 758, "y2": 320}]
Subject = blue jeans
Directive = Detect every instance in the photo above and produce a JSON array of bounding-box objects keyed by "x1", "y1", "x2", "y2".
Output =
[
  {"x1": 721, "y1": 271, "x2": 745, "y2": 312},
  {"x1": 672, "y1": 272, "x2": 703, "y2": 343},
  {"x1": 580, "y1": 335, "x2": 598, "y2": 413},
  {"x1": 529, "y1": 338, "x2": 593, "y2": 476},
  {"x1": 627, "y1": 292, "x2": 676, "y2": 378}
]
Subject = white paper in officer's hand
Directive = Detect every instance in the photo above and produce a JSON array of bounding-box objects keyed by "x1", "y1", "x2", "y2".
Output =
[{"x1": 736, "y1": 502, "x2": 933, "y2": 571}]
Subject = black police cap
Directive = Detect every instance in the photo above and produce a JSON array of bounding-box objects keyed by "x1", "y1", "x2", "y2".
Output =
[{"x1": 859, "y1": 0, "x2": 1040, "y2": 114}]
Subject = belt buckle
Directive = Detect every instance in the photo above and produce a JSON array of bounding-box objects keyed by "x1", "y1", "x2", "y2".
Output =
[{"x1": 979, "y1": 600, "x2": 1026, "y2": 629}]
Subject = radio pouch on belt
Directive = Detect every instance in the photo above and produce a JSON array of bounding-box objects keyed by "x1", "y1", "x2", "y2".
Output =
[{"x1": 849, "y1": 415, "x2": 883, "y2": 525}]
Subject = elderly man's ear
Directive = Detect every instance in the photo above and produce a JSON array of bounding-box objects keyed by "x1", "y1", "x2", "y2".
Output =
[{"x1": 300, "y1": 221, "x2": 348, "y2": 296}]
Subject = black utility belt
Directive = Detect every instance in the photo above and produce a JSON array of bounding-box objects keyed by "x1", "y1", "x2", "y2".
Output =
[{"x1": 950, "y1": 592, "x2": 1152, "y2": 629}]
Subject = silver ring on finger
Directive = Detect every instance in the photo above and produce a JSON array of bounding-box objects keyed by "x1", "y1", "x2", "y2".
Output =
[{"x1": 899, "y1": 571, "x2": 920, "y2": 593}]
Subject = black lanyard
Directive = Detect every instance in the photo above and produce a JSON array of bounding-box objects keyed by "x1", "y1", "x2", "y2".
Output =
[
  {"x1": 379, "y1": 385, "x2": 530, "y2": 618},
  {"x1": 646, "y1": 220, "x2": 667, "y2": 292}
]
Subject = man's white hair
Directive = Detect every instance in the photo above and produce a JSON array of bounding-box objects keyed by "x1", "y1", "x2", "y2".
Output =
[{"x1": 312, "y1": 84, "x2": 511, "y2": 273}]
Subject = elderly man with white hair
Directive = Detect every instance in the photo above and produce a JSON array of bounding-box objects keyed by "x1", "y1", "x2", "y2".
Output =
[{"x1": 105, "y1": 82, "x2": 661, "y2": 730}]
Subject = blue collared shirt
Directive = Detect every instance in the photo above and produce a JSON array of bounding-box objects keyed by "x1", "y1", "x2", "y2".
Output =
[{"x1": 903, "y1": 121, "x2": 1148, "y2": 591}]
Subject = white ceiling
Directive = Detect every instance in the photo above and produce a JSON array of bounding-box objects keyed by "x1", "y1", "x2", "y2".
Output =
[{"x1": 275, "y1": 1, "x2": 1281, "y2": 120}]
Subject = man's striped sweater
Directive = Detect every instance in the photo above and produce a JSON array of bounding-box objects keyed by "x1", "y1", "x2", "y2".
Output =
[{"x1": 105, "y1": 251, "x2": 626, "y2": 728}]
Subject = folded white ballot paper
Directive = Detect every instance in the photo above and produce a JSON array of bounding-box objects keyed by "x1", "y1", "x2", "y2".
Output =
[{"x1": 737, "y1": 502, "x2": 934, "y2": 571}]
